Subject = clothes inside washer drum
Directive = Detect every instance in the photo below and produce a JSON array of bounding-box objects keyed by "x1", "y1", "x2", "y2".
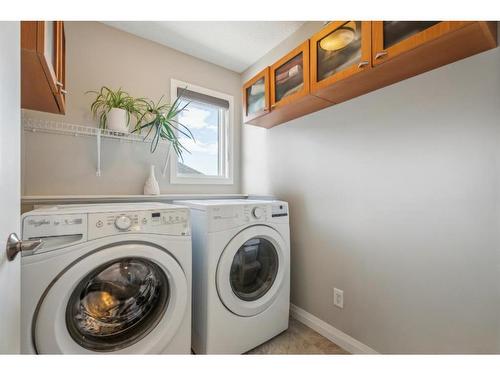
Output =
[{"x1": 65, "y1": 257, "x2": 169, "y2": 352}]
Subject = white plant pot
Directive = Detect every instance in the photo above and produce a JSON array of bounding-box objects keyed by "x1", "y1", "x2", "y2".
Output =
[{"x1": 107, "y1": 108, "x2": 129, "y2": 133}]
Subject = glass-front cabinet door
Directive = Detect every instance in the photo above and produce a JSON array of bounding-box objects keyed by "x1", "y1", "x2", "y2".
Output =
[
  {"x1": 243, "y1": 67, "x2": 270, "y2": 123},
  {"x1": 372, "y1": 21, "x2": 470, "y2": 65},
  {"x1": 310, "y1": 21, "x2": 372, "y2": 92},
  {"x1": 270, "y1": 40, "x2": 310, "y2": 109}
]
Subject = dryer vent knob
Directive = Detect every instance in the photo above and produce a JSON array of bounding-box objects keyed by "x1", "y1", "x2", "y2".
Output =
[{"x1": 252, "y1": 207, "x2": 264, "y2": 219}]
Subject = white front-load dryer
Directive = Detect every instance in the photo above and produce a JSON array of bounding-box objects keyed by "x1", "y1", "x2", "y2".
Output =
[
  {"x1": 21, "y1": 203, "x2": 191, "y2": 354},
  {"x1": 174, "y1": 199, "x2": 290, "y2": 354}
]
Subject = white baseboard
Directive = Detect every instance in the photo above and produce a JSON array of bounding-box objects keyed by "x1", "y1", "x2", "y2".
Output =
[{"x1": 290, "y1": 304, "x2": 378, "y2": 354}]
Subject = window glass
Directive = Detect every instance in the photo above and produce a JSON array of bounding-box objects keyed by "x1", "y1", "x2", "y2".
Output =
[
  {"x1": 171, "y1": 80, "x2": 233, "y2": 184},
  {"x1": 177, "y1": 99, "x2": 222, "y2": 176}
]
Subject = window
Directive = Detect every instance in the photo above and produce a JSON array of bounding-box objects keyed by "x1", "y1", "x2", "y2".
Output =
[{"x1": 170, "y1": 79, "x2": 234, "y2": 184}]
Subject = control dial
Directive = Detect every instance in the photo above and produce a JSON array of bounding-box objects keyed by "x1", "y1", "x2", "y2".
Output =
[
  {"x1": 114, "y1": 215, "x2": 132, "y2": 231},
  {"x1": 252, "y1": 207, "x2": 264, "y2": 219}
]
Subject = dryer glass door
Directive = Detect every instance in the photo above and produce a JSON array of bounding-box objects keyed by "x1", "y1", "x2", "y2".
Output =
[
  {"x1": 230, "y1": 238, "x2": 278, "y2": 302},
  {"x1": 216, "y1": 225, "x2": 288, "y2": 317},
  {"x1": 66, "y1": 257, "x2": 169, "y2": 352}
]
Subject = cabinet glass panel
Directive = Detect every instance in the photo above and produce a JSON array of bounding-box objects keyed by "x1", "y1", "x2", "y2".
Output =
[
  {"x1": 44, "y1": 21, "x2": 56, "y2": 70},
  {"x1": 317, "y1": 21, "x2": 362, "y2": 82},
  {"x1": 383, "y1": 21, "x2": 439, "y2": 49},
  {"x1": 246, "y1": 77, "x2": 266, "y2": 116},
  {"x1": 274, "y1": 52, "x2": 304, "y2": 102}
]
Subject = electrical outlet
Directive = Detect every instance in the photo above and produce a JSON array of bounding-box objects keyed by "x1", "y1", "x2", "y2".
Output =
[{"x1": 334, "y1": 288, "x2": 344, "y2": 309}]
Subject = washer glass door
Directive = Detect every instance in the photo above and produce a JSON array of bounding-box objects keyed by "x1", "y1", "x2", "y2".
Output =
[
  {"x1": 34, "y1": 242, "x2": 189, "y2": 354},
  {"x1": 66, "y1": 257, "x2": 169, "y2": 352}
]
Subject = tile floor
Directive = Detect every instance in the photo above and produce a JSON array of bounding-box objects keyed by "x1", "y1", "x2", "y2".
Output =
[{"x1": 247, "y1": 317, "x2": 349, "y2": 354}]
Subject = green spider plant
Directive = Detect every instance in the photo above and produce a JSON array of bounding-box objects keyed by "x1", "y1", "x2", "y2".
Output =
[
  {"x1": 133, "y1": 94, "x2": 194, "y2": 160},
  {"x1": 86, "y1": 86, "x2": 147, "y2": 129}
]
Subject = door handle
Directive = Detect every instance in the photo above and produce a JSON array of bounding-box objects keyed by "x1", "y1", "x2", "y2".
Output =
[
  {"x1": 5, "y1": 233, "x2": 42, "y2": 261},
  {"x1": 374, "y1": 51, "x2": 388, "y2": 60},
  {"x1": 357, "y1": 61, "x2": 369, "y2": 69}
]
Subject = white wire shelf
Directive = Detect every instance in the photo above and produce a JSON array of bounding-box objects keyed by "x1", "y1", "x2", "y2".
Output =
[
  {"x1": 22, "y1": 115, "x2": 162, "y2": 143},
  {"x1": 22, "y1": 115, "x2": 172, "y2": 177}
]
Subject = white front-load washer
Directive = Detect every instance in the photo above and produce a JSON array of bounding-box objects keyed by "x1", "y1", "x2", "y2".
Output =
[
  {"x1": 21, "y1": 203, "x2": 191, "y2": 354},
  {"x1": 174, "y1": 199, "x2": 290, "y2": 354}
]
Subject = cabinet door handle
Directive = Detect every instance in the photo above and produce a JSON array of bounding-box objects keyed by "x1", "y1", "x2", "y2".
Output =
[
  {"x1": 374, "y1": 51, "x2": 388, "y2": 60},
  {"x1": 56, "y1": 81, "x2": 64, "y2": 87},
  {"x1": 357, "y1": 61, "x2": 369, "y2": 69},
  {"x1": 61, "y1": 89, "x2": 68, "y2": 94}
]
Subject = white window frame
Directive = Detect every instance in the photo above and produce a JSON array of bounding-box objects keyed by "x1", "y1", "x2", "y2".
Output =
[{"x1": 170, "y1": 79, "x2": 234, "y2": 185}]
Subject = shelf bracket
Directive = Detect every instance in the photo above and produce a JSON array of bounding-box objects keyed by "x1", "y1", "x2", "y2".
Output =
[{"x1": 96, "y1": 130, "x2": 101, "y2": 177}]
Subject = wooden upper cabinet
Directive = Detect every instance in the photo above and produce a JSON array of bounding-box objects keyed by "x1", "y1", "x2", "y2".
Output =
[
  {"x1": 270, "y1": 40, "x2": 311, "y2": 109},
  {"x1": 243, "y1": 21, "x2": 497, "y2": 129},
  {"x1": 310, "y1": 21, "x2": 372, "y2": 93},
  {"x1": 371, "y1": 21, "x2": 471, "y2": 65},
  {"x1": 21, "y1": 21, "x2": 66, "y2": 114},
  {"x1": 242, "y1": 67, "x2": 270, "y2": 123},
  {"x1": 246, "y1": 39, "x2": 331, "y2": 128}
]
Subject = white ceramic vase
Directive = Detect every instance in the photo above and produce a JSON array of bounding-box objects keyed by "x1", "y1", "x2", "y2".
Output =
[
  {"x1": 143, "y1": 165, "x2": 160, "y2": 195},
  {"x1": 107, "y1": 108, "x2": 129, "y2": 133}
]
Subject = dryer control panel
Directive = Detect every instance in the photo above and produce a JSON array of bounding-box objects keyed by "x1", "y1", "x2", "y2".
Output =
[
  {"x1": 243, "y1": 205, "x2": 269, "y2": 222},
  {"x1": 207, "y1": 202, "x2": 288, "y2": 232},
  {"x1": 88, "y1": 208, "x2": 190, "y2": 239}
]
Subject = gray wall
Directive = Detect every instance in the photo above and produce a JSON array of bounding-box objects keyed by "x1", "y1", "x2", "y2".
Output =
[
  {"x1": 242, "y1": 24, "x2": 500, "y2": 353},
  {"x1": 22, "y1": 20, "x2": 500, "y2": 353},
  {"x1": 22, "y1": 21, "x2": 242, "y2": 196}
]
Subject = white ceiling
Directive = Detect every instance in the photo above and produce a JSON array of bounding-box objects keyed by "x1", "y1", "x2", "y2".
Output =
[{"x1": 102, "y1": 21, "x2": 305, "y2": 73}]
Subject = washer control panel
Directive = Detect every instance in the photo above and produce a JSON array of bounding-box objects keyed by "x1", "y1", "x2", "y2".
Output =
[
  {"x1": 114, "y1": 215, "x2": 132, "y2": 231},
  {"x1": 23, "y1": 214, "x2": 87, "y2": 240},
  {"x1": 88, "y1": 208, "x2": 190, "y2": 239}
]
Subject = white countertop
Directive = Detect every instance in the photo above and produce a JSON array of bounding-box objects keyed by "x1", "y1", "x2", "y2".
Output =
[{"x1": 22, "y1": 194, "x2": 249, "y2": 204}]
